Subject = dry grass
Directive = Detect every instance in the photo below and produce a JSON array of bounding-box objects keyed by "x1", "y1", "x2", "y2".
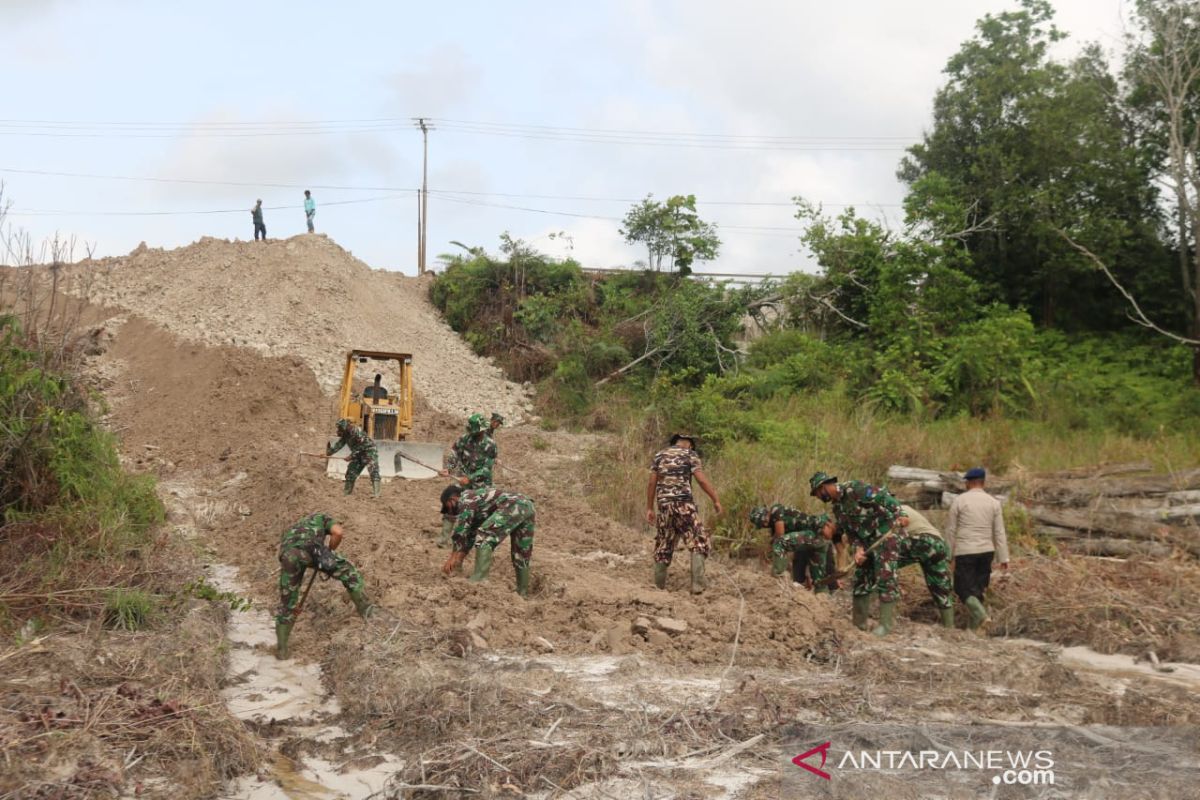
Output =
[
  {"x1": 0, "y1": 598, "x2": 260, "y2": 799},
  {"x1": 984, "y1": 555, "x2": 1200, "y2": 662}
]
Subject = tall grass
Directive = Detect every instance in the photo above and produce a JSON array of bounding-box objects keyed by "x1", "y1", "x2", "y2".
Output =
[{"x1": 582, "y1": 390, "x2": 1200, "y2": 556}]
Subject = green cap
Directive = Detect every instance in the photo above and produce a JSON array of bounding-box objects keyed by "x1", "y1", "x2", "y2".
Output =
[
  {"x1": 749, "y1": 506, "x2": 770, "y2": 528},
  {"x1": 809, "y1": 471, "x2": 837, "y2": 497},
  {"x1": 467, "y1": 412, "x2": 486, "y2": 434}
]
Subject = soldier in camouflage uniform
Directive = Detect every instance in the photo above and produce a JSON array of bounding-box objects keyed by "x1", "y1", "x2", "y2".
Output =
[
  {"x1": 274, "y1": 512, "x2": 374, "y2": 659},
  {"x1": 749, "y1": 505, "x2": 832, "y2": 592},
  {"x1": 811, "y1": 471, "x2": 903, "y2": 636},
  {"x1": 646, "y1": 433, "x2": 723, "y2": 594},
  {"x1": 439, "y1": 485, "x2": 535, "y2": 596},
  {"x1": 489, "y1": 411, "x2": 504, "y2": 434},
  {"x1": 327, "y1": 418, "x2": 381, "y2": 497},
  {"x1": 896, "y1": 505, "x2": 955, "y2": 628},
  {"x1": 437, "y1": 413, "x2": 498, "y2": 546}
]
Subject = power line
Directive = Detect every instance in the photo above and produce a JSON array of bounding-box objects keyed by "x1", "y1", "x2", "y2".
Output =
[
  {"x1": 5, "y1": 195, "x2": 406, "y2": 217},
  {"x1": 0, "y1": 166, "x2": 901, "y2": 208}
]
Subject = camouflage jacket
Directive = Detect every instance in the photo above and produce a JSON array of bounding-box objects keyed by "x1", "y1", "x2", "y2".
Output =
[
  {"x1": 279, "y1": 512, "x2": 334, "y2": 554},
  {"x1": 650, "y1": 446, "x2": 702, "y2": 502},
  {"x1": 329, "y1": 423, "x2": 378, "y2": 461},
  {"x1": 831, "y1": 480, "x2": 901, "y2": 549},
  {"x1": 766, "y1": 505, "x2": 827, "y2": 555},
  {"x1": 451, "y1": 487, "x2": 534, "y2": 547},
  {"x1": 446, "y1": 431, "x2": 497, "y2": 489}
]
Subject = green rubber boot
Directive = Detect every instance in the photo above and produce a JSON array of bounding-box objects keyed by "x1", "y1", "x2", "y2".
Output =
[
  {"x1": 371, "y1": 477, "x2": 381, "y2": 498},
  {"x1": 348, "y1": 587, "x2": 375, "y2": 619},
  {"x1": 469, "y1": 544, "x2": 496, "y2": 583},
  {"x1": 342, "y1": 478, "x2": 354, "y2": 495},
  {"x1": 516, "y1": 565, "x2": 532, "y2": 598},
  {"x1": 437, "y1": 516, "x2": 453, "y2": 548},
  {"x1": 771, "y1": 555, "x2": 788, "y2": 576},
  {"x1": 690, "y1": 552, "x2": 707, "y2": 595},
  {"x1": 275, "y1": 621, "x2": 293, "y2": 660},
  {"x1": 965, "y1": 596, "x2": 990, "y2": 632},
  {"x1": 872, "y1": 601, "x2": 897, "y2": 637},
  {"x1": 852, "y1": 594, "x2": 872, "y2": 630},
  {"x1": 653, "y1": 562, "x2": 668, "y2": 589},
  {"x1": 939, "y1": 606, "x2": 955, "y2": 629}
]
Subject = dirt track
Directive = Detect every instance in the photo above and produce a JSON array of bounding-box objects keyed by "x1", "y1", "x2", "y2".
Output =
[{"x1": 57, "y1": 238, "x2": 1200, "y2": 797}]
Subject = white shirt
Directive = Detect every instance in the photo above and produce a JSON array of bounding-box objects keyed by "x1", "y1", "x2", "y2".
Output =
[{"x1": 945, "y1": 487, "x2": 1008, "y2": 562}]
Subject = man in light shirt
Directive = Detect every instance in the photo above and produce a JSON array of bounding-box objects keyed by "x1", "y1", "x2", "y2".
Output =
[{"x1": 945, "y1": 467, "x2": 1009, "y2": 632}]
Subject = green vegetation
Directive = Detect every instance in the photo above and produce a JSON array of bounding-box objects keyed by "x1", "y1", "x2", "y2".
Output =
[
  {"x1": 0, "y1": 312, "x2": 165, "y2": 626},
  {"x1": 431, "y1": 0, "x2": 1200, "y2": 556}
]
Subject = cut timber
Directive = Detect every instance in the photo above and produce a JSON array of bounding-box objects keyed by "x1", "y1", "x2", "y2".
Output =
[
  {"x1": 1025, "y1": 468, "x2": 1200, "y2": 506},
  {"x1": 1028, "y1": 506, "x2": 1199, "y2": 557},
  {"x1": 1035, "y1": 527, "x2": 1174, "y2": 558},
  {"x1": 1040, "y1": 462, "x2": 1154, "y2": 479}
]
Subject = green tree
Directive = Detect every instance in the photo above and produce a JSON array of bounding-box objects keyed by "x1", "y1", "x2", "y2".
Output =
[
  {"x1": 898, "y1": 0, "x2": 1172, "y2": 332},
  {"x1": 619, "y1": 194, "x2": 720, "y2": 275},
  {"x1": 1123, "y1": 0, "x2": 1200, "y2": 383}
]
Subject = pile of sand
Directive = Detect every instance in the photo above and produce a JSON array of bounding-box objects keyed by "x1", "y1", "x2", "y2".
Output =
[{"x1": 65, "y1": 234, "x2": 533, "y2": 422}]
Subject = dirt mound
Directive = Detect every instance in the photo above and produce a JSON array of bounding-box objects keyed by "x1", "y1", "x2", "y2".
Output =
[{"x1": 65, "y1": 235, "x2": 534, "y2": 421}]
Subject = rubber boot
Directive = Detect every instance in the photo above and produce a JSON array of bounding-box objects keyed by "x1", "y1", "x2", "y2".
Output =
[
  {"x1": 771, "y1": 555, "x2": 788, "y2": 576},
  {"x1": 371, "y1": 477, "x2": 381, "y2": 498},
  {"x1": 653, "y1": 562, "x2": 668, "y2": 589},
  {"x1": 274, "y1": 621, "x2": 293, "y2": 660},
  {"x1": 469, "y1": 544, "x2": 496, "y2": 583},
  {"x1": 342, "y1": 478, "x2": 354, "y2": 495},
  {"x1": 965, "y1": 596, "x2": 990, "y2": 632},
  {"x1": 437, "y1": 516, "x2": 453, "y2": 548},
  {"x1": 872, "y1": 601, "x2": 897, "y2": 637},
  {"x1": 690, "y1": 552, "x2": 706, "y2": 595},
  {"x1": 349, "y1": 587, "x2": 375, "y2": 619},
  {"x1": 852, "y1": 594, "x2": 872, "y2": 630},
  {"x1": 516, "y1": 565, "x2": 532, "y2": 598},
  {"x1": 939, "y1": 606, "x2": 955, "y2": 629}
]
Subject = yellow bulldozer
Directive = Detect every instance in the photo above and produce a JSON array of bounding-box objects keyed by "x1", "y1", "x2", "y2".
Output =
[{"x1": 325, "y1": 349, "x2": 444, "y2": 480}]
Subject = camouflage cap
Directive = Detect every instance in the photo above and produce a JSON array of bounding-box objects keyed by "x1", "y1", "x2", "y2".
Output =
[
  {"x1": 335, "y1": 418, "x2": 351, "y2": 432},
  {"x1": 490, "y1": 411, "x2": 505, "y2": 425},
  {"x1": 748, "y1": 506, "x2": 770, "y2": 528},
  {"x1": 809, "y1": 471, "x2": 837, "y2": 497},
  {"x1": 466, "y1": 413, "x2": 487, "y2": 434},
  {"x1": 669, "y1": 432, "x2": 698, "y2": 447}
]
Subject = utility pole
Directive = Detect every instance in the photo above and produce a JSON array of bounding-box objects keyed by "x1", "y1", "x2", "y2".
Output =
[{"x1": 413, "y1": 117, "x2": 433, "y2": 275}]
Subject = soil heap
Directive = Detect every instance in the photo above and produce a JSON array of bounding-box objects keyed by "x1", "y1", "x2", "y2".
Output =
[{"x1": 66, "y1": 235, "x2": 533, "y2": 420}]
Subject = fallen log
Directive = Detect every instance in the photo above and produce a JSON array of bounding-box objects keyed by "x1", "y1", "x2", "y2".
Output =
[
  {"x1": 1039, "y1": 461, "x2": 1154, "y2": 480},
  {"x1": 1034, "y1": 526, "x2": 1174, "y2": 558},
  {"x1": 1028, "y1": 506, "x2": 1199, "y2": 557},
  {"x1": 1023, "y1": 468, "x2": 1200, "y2": 506}
]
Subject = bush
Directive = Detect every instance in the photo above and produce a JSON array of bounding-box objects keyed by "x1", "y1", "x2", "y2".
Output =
[{"x1": 103, "y1": 589, "x2": 159, "y2": 631}]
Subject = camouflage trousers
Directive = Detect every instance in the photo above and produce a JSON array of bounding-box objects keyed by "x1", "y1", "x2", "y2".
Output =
[
  {"x1": 653, "y1": 498, "x2": 711, "y2": 564},
  {"x1": 275, "y1": 546, "x2": 365, "y2": 625},
  {"x1": 897, "y1": 533, "x2": 953, "y2": 609},
  {"x1": 773, "y1": 532, "x2": 828, "y2": 586},
  {"x1": 851, "y1": 532, "x2": 901, "y2": 603},
  {"x1": 344, "y1": 452, "x2": 380, "y2": 489},
  {"x1": 460, "y1": 501, "x2": 536, "y2": 569}
]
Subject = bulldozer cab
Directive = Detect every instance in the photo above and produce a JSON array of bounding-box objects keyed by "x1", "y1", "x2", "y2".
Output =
[{"x1": 326, "y1": 350, "x2": 443, "y2": 480}]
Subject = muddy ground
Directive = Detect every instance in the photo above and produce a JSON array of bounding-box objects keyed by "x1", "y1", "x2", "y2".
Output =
[{"x1": 75, "y1": 303, "x2": 1200, "y2": 799}]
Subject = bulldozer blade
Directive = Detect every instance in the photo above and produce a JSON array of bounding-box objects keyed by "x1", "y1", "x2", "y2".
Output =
[{"x1": 325, "y1": 439, "x2": 443, "y2": 481}]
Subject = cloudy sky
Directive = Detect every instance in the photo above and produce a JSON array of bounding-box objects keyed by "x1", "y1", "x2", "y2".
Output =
[{"x1": 1, "y1": 0, "x2": 1130, "y2": 275}]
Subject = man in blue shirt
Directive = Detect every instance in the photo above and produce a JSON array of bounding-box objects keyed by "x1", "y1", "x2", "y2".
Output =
[{"x1": 304, "y1": 190, "x2": 316, "y2": 233}]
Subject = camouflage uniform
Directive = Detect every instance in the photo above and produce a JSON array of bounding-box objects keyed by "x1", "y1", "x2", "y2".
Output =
[
  {"x1": 830, "y1": 480, "x2": 902, "y2": 603},
  {"x1": 650, "y1": 446, "x2": 710, "y2": 563},
  {"x1": 328, "y1": 421, "x2": 380, "y2": 492},
  {"x1": 275, "y1": 512, "x2": 366, "y2": 625},
  {"x1": 446, "y1": 431, "x2": 497, "y2": 489},
  {"x1": 896, "y1": 531, "x2": 954, "y2": 609},
  {"x1": 763, "y1": 505, "x2": 829, "y2": 586},
  {"x1": 451, "y1": 488, "x2": 536, "y2": 569}
]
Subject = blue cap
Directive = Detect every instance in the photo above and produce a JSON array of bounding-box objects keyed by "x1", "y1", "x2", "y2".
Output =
[{"x1": 964, "y1": 467, "x2": 986, "y2": 481}]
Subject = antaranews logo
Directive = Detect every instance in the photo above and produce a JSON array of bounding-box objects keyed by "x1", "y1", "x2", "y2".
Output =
[{"x1": 791, "y1": 742, "x2": 832, "y2": 780}]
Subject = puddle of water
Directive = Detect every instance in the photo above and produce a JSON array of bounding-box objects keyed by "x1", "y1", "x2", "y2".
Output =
[
  {"x1": 1058, "y1": 645, "x2": 1200, "y2": 691},
  {"x1": 208, "y1": 563, "x2": 401, "y2": 799}
]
